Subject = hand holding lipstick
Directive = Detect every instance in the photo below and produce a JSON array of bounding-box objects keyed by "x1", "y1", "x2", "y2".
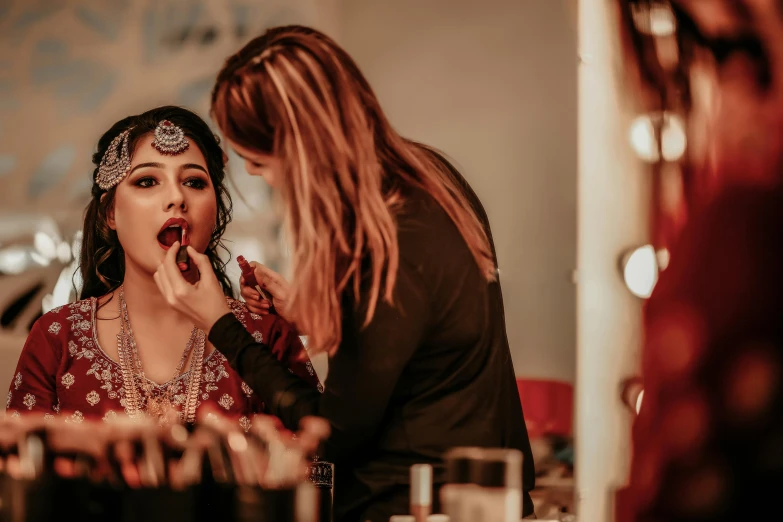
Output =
[
  {"x1": 153, "y1": 241, "x2": 230, "y2": 333},
  {"x1": 237, "y1": 256, "x2": 274, "y2": 304},
  {"x1": 237, "y1": 258, "x2": 293, "y2": 324}
]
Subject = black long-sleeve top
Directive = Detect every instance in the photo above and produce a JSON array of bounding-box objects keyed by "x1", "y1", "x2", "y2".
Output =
[{"x1": 209, "y1": 169, "x2": 535, "y2": 522}]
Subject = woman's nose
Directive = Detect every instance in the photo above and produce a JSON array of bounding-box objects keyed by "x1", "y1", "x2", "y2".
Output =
[{"x1": 165, "y1": 184, "x2": 187, "y2": 211}]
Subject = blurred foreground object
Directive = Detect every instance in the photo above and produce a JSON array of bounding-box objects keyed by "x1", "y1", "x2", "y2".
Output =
[
  {"x1": 0, "y1": 409, "x2": 333, "y2": 521},
  {"x1": 616, "y1": 1, "x2": 783, "y2": 520}
]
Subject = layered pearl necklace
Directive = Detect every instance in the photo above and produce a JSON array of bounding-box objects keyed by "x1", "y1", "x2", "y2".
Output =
[{"x1": 116, "y1": 286, "x2": 205, "y2": 424}]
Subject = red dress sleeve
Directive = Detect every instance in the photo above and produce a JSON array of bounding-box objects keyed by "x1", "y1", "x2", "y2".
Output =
[{"x1": 6, "y1": 314, "x2": 63, "y2": 416}]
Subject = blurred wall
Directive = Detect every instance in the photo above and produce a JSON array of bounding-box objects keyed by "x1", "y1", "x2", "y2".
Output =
[
  {"x1": 0, "y1": 0, "x2": 338, "y2": 237},
  {"x1": 338, "y1": 0, "x2": 578, "y2": 382}
]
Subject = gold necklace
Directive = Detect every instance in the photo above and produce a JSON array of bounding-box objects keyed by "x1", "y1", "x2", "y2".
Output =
[{"x1": 116, "y1": 286, "x2": 205, "y2": 424}]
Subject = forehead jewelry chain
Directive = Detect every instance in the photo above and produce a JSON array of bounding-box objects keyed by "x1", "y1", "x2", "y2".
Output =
[
  {"x1": 152, "y1": 120, "x2": 190, "y2": 155},
  {"x1": 96, "y1": 128, "x2": 133, "y2": 190}
]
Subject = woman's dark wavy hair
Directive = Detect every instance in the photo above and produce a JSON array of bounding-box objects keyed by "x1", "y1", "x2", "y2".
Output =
[{"x1": 78, "y1": 105, "x2": 234, "y2": 300}]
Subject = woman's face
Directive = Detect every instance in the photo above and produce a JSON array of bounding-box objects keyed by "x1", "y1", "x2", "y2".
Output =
[
  {"x1": 226, "y1": 139, "x2": 283, "y2": 188},
  {"x1": 109, "y1": 133, "x2": 217, "y2": 276}
]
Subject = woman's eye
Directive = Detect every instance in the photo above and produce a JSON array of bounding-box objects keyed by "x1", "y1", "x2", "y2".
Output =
[
  {"x1": 185, "y1": 178, "x2": 208, "y2": 190},
  {"x1": 135, "y1": 177, "x2": 157, "y2": 188}
]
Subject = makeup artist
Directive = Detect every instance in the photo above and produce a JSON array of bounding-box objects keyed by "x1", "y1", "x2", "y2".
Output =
[{"x1": 153, "y1": 25, "x2": 536, "y2": 522}]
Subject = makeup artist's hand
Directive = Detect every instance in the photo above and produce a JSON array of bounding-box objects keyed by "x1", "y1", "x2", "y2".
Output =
[
  {"x1": 239, "y1": 261, "x2": 292, "y2": 323},
  {"x1": 154, "y1": 241, "x2": 230, "y2": 333}
]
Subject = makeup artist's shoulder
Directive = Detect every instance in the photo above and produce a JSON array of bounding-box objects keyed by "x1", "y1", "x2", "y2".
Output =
[{"x1": 397, "y1": 190, "x2": 463, "y2": 257}]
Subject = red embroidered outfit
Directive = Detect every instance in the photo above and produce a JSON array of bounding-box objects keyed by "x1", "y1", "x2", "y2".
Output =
[{"x1": 6, "y1": 297, "x2": 321, "y2": 429}]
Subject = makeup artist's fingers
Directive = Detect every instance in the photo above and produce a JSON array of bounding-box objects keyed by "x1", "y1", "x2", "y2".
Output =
[
  {"x1": 240, "y1": 284, "x2": 260, "y2": 301},
  {"x1": 243, "y1": 300, "x2": 271, "y2": 315},
  {"x1": 248, "y1": 261, "x2": 294, "y2": 321},
  {"x1": 240, "y1": 285, "x2": 272, "y2": 313},
  {"x1": 250, "y1": 262, "x2": 289, "y2": 298},
  {"x1": 239, "y1": 277, "x2": 271, "y2": 314}
]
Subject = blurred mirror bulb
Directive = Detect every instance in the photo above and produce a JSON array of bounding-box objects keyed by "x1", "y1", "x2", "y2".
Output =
[{"x1": 621, "y1": 245, "x2": 659, "y2": 298}]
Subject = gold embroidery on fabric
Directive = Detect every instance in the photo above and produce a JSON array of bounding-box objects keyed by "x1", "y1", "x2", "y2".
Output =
[{"x1": 22, "y1": 394, "x2": 36, "y2": 410}]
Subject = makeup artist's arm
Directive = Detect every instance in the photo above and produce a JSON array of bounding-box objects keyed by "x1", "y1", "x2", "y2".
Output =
[
  {"x1": 154, "y1": 242, "x2": 318, "y2": 427},
  {"x1": 155, "y1": 237, "x2": 427, "y2": 463},
  {"x1": 208, "y1": 313, "x2": 320, "y2": 428},
  {"x1": 208, "y1": 255, "x2": 429, "y2": 464}
]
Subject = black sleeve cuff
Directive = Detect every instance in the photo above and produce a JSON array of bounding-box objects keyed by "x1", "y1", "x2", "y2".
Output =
[
  {"x1": 208, "y1": 312, "x2": 249, "y2": 350},
  {"x1": 207, "y1": 312, "x2": 320, "y2": 430}
]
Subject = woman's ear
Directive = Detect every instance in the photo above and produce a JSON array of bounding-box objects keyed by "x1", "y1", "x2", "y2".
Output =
[{"x1": 101, "y1": 193, "x2": 117, "y2": 231}]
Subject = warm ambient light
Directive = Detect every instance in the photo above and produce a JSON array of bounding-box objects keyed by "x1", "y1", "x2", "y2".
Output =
[
  {"x1": 620, "y1": 377, "x2": 644, "y2": 415},
  {"x1": 619, "y1": 246, "x2": 670, "y2": 298},
  {"x1": 628, "y1": 113, "x2": 687, "y2": 163},
  {"x1": 631, "y1": 1, "x2": 676, "y2": 37},
  {"x1": 622, "y1": 245, "x2": 658, "y2": 298},
  {"x1": 0, "y1": 246, "x2": 29, "y2": 275}
]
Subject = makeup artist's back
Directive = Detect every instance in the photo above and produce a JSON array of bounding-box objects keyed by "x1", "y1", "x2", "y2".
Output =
[{"x1": 326, "y1": 156, "x2": 536, "y2": 522}]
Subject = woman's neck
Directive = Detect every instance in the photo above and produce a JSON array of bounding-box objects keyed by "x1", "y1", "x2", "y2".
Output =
[{"x1": 120, "y1": 262, "x2": 192, "y2": 328}]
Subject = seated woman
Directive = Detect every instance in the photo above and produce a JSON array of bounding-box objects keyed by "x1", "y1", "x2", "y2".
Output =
[{"x1": 6, "y1": 106, "x2": 320, "y2": 428}]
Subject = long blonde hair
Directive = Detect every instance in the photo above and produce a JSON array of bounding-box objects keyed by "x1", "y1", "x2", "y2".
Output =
[{"x1": 212, "y1": 25, "x2": 495, "y2": 355}]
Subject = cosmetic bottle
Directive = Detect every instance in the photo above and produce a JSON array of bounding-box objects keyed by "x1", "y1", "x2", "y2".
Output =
[{"x1": 410, "y1": 463, "x2": 432, "y2": 522}]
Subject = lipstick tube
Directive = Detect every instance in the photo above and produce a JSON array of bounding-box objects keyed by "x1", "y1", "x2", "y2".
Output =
[
  {"x1": 176, "y1": 228, "x2": 190, "y2": 272},
  {"x1": 237, "y1": 256, "x2": 274, "y2": 302}
]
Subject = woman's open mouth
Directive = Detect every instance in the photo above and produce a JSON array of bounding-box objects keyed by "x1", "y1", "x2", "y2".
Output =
[{"x1": 157, "y1": 218, "x2": 190, "y2": 250}]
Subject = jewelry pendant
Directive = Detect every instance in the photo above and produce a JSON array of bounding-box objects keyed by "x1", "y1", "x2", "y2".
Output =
[
  {"x1": 146, "y1": 396, "x2": 170, "y2": 419},
  {"x1": 117, "y1": 286, "x2": 204, "y2": 425}
]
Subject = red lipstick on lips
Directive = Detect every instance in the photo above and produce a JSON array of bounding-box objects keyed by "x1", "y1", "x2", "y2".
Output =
[{"x1": 157, "y1": 218, "x2": 190, "y2": 272}]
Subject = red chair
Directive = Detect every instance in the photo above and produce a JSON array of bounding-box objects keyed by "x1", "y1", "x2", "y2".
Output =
[{"x1": 516, "y1": 379, "x2": 573, "y2": 439}]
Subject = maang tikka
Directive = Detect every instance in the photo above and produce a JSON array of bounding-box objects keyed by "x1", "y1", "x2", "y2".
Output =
[
  {"x1": 152, "y1": 120, "x2": 189, "y2": 155},
  {"x1": 95, "y1": 120, "x2": 189, "y2": 191},
  {"x1": 96, "y1": 128, "x2": 133, "y2": 191}
]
